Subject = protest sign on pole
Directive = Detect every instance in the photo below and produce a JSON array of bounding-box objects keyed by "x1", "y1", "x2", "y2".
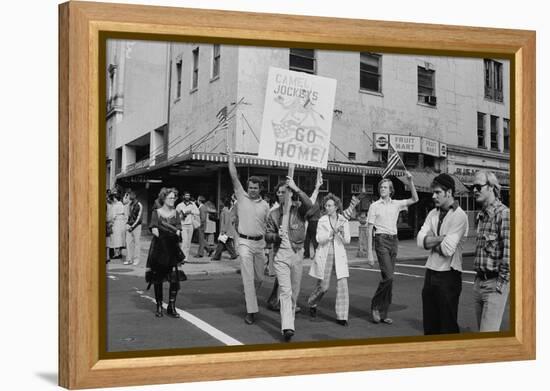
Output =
[{"x1": 258, "y1": 67, "x2": 337, "y2": 169}]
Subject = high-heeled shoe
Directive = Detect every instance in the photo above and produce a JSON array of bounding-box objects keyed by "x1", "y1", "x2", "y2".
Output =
[{"x1": 155, "y1": 302, "x2": 163, "y2": 317}]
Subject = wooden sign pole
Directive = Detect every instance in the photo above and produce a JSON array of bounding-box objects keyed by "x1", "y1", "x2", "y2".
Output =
[{"x1": 280, "y1": 163, "x2": 295, "y2": 248}]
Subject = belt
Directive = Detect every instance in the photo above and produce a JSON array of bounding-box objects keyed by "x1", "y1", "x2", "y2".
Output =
[
  {"x1": 476, "y1": 270, "x2": 499, "y2": 280},
  {"x1": 238, "y1": 233, "x2": 264, "y2": 241},
  {"x1": 375, "y1": 234, "x2": 397, "y2": 239}
]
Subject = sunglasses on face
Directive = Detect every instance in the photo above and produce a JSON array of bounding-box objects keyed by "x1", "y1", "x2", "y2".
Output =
[{"x1": 471, "y1": 183, "x2": 489, "y2": 192}]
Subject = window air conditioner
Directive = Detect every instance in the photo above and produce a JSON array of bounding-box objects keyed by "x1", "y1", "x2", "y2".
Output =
[{"x1": 424, "y1": 95, "x2": 437, "y2": 105}]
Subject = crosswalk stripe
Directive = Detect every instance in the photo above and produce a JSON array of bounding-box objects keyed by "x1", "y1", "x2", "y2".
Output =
[{"x1": 134, "y1": 288, "x2": 244, "y2": 346}]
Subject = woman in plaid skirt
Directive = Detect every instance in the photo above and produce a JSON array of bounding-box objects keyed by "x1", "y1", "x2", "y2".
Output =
[{"x1": 307, "y1": 193, "x2": 351, "y2": 326}]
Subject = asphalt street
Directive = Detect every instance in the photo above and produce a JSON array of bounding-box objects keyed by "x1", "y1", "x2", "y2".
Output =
[{"x1": 106, "y1": 256, "x2": 510, "y2": 352}]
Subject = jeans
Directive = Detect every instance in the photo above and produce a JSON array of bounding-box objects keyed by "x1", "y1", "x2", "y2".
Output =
[
  {"x1": 422, "y1": 268, "x2": 462, "y2": 335},
  {"x1": 371, "y1": 235, "x2": 398, "y2": 318},
  {"x1": 473, "y1": 277, "x2": 509, "y2": 332},
  {"x1": 212, "y1": 237, "x2": 238, "y2": 259},
  {"x1": 197, "y1": 227, "x2": 214, "y2": 256}
]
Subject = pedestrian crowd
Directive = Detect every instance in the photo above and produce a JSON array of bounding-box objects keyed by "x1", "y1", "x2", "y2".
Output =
[{"x1": 106, "y1": 150, "x2": 510, "y2": 341}]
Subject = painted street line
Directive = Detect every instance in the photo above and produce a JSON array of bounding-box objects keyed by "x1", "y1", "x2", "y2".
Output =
[
  {"x1": 349, "y1": 266, "x2": 474, "y2": 285},
  {"x1": 134, "y1": 288, "x2": 243, "y2": 346}
]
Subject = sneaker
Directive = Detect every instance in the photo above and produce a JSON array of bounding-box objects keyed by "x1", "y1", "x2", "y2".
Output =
[
  {"x1": 132, "y1": 260, "x2": 140, "y2": 266},
  {"x1": 123, "y1": 260, "x2": 132, "y2": 265},
  {"x1": 336, "y1": 319, "x2": 349, "y2": 327}
]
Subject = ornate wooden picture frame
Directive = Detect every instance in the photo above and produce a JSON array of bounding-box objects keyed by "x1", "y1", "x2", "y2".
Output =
[{"x1": 59, "y1": 1, "x2": 535, "y2": 388}]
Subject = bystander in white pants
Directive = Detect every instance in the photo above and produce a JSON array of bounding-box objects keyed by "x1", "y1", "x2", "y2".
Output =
[
  {"x1": 274, "y1": 247, "x2": 304, "y2": 332},
  {"x1": 125, "y1": 225, "x2": 142, "y2": 265},
  {"x1": 238, "y1": 238, "x2": 266, "y2": 314},
  {"x1": 180, "y1": 224, "x2": 194, "y2": 260}
]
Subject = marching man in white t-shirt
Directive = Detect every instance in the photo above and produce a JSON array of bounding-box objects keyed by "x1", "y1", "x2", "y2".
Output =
[{"x1": 366, "y1": 172, "x2": 418, "y2": 324}]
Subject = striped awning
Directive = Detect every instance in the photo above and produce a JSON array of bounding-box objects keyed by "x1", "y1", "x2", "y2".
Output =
[
  {"x1": 190, "y1": 152, "x2": 405, "y2": 176},
  {"x1": 397, "y1": 169, "x2": 470, "y2": 195}
]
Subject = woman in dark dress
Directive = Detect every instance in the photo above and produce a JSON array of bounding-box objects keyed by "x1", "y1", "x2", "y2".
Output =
[{"x1": 146, "y1": 188, "x2": 186, "y2": 318}]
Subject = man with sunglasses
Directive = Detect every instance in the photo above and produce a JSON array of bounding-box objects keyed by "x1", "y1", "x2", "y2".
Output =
[{"x1": 471, "y1": 170, "x2": 510, "y2": 332}]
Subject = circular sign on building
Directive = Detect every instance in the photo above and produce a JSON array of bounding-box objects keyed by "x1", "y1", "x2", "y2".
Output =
[{"x1": 373, "y1": 133, "x2": 389, "y2": 150}]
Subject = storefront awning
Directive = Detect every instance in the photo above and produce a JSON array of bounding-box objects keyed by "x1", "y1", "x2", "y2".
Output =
[
  {"x1": 397, "y1": 169, "x2": 470, "y2": 195},
  {"x1": 117, "y1": 151, "x2": 406, "y2": 180},
  {"x1": 189, "y1": 152, "x2": 406, "y2": 176}
]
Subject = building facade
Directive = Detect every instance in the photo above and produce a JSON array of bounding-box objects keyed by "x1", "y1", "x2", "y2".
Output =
[{"x1": 107, "y1": 40, "x2": 510, "y2": 237}]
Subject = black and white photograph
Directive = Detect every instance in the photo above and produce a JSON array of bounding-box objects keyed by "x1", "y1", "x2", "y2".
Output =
[{"x1": 105, "y1": 39, "x2": 511, "y2": 352}]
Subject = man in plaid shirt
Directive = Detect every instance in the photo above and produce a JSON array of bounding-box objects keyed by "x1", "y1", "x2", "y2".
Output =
[{"x1": 472, "y1": 170, "x2": 510, "y2": 332}]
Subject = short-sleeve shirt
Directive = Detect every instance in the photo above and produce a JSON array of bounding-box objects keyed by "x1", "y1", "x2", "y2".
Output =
[
  {"x1": 235, "y1": 189, "x2": 270, "y2": 236},
  {"x1": 366, "y1": 198, "x2": 408, "y2": 235}
]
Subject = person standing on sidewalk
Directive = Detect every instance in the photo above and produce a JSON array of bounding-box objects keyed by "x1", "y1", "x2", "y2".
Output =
[
  {"x1": 307, "y1": 193, "x2": 352, "y2": 326},
  {"x1": 416, "y1": 174, "x2": 469, "y2": 335},
  {"x1": 176, "y1": 191, "x2": 200, "y2": 260},
  {"x1": 125, "y1": 190, "x2": 143, "y2": 266},
  {"x1": 472, "y1": 170, "x2": 510, "y2": 332},
  {"x1": 211, "y1": 197, "x2": 239, "y2": 261},
  {"x1": 366, "y1": 172, "x2": 418, "y2": 324},
  {"x1": 228, "y1": 147, "x2": 270, "y2": 325},
  {"x1": 265, "y1": 177, "x2": 313, "y2": 342},
  {"x1": 196, "y1": 195, "x2": 215, "y2": 258}
]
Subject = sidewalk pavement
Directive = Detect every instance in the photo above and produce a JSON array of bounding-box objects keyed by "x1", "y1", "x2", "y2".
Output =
[{"x1": 107, "y1": 233, "x2": 476, "y2": 279}]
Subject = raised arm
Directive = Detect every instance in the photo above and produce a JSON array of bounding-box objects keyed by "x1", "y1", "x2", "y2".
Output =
[
  {"x1": 403, "y1": 171, "x2": 419, "y2": 207},
  {"x1": 309, "y1": 168, "x2": 323, "y2": 204},
  {"x1": 286, "y1": 176, "x2": 313, "y2": 216},
  {"x1": 227, "y1": 146, "x2": 245, "y2": 196}
]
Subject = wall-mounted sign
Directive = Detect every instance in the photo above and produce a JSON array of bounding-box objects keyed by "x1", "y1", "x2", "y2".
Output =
[
  {"x1": 373, "y1": 133, "x2": 389, "y2": 151},
  {"x1": 421, "y1": 138, "x2": 440, "y2": 157},
  {"x1": 439, "y1": 143, "x2": 447, "y2": 157},
  {"x1": 389, "y1": 134, "x2": 421, "y2": 153}
]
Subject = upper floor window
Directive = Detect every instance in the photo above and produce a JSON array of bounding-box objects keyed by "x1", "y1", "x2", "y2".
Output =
[
  {"x1": 477, "y1": 112, "x2": 486, "y2": 149},
  {"x1": 175, "y1": 59, "x2": 182, "y2": 98},
  {"x1": 484, "y1": 59, "x2": 503, "y2": 103},
  {"x1": 503, "y1": 118, "x2": 510, "y2": 152},
  {"x1": 212, "y1": 44, "x2": 220, "y2": 79},
  {"x1": 360, "y1": 52, "x2": 381, "y2": 93},
  {"x1": 192, "y1": 47, "x2": 199, "y2": 90},
  {"x1": 490, "y1": 115, "x2": 499, "y2": 150},
  {"x1": 418, "y1": 66, "x2": 436, "y2": 106},
  {"x1": 289, "y1": 48, "x2": 316, "y2": 74}
]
